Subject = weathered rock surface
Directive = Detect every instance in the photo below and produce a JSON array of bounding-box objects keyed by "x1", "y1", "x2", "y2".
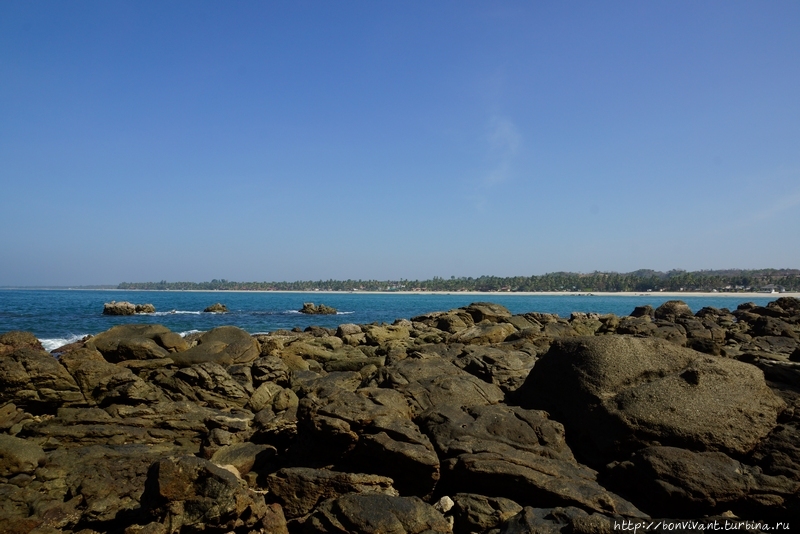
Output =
[
  {"x1": 266, "y1": 467, "x2": 398, "y2": 518},
  {"x1": 607, "y1": 446, "x2": 800, "y2": 518},
  {"x1": 168, "y1": 326, "x2": 260, "y2": 366},
  {"x1": 203, "y1": 302, "x2": 228, "y2": 313},
  {"x1": 301, "y1": 493, "x2": 451, "y2": 534},
  {"x1": 421, "y1": 404, "x2": 643, "y2": 516},
  {"x1": 300, "y1": 302, "x2": 338, "y2": 315},
  {"x1": 102, "y1": 301, "x2": 156, "y2": 315},
  {"x1": 516, "y1": 335, "x2": 785, "y2": 463},
  {"x1": 0, "y1": 347, "x2": 84, "y2": 410}
]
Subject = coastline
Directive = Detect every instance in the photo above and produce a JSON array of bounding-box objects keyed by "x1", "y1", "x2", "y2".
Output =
[{"x1": 39, "y1": 288, "x2": 800, "y2": 299}]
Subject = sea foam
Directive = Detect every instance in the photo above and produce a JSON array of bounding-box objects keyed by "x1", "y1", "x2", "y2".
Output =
[{"x1": 40, "y1": 334, "x2": 89, "y2": 352}]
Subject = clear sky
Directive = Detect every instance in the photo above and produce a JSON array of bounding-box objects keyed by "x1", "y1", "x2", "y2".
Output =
[{"x1": 1, "y1": 1, "x2": 799, "y2": 285}]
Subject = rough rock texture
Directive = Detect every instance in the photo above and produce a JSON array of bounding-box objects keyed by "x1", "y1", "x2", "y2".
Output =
[
  {"x1": 516, "y1": 335, "x2": 786, "y2": 463},
  {"x1": 295, "y1": 386, "x2": 440, "y2": 497},
  {"x1": 607, "y1": 446, "x2": 800, "y2": 519},
  {"x1": 102, "y1": 301, "x2": 156, "y2": 315},
  {"x1": 301, "y1": 493, "x2": 451, "y2": 534},
  {"x1": 0, "y1": 347, "x2": 84, "y2": 410},
  {"x1": 3, "y1": 297, "x2": 800, "y2": 531},
  {"x1": 168, "y1": 326, "x2": 260, "y2": 366},
  {"x1": 300, "y1": 303, "x2": 338, "y2": 315},
  {"x1": 421, "y1": 404, "x2": 643, "y2": 517},
  {"x1": 266, "y1": 467, "x2": 398, "y2": 518},
  {"x1": 203, "y1": 303, "x2": 228, "y2": 313},
  {"x1": 140, "y1": 455, "x2": 270, "y2": 532}
]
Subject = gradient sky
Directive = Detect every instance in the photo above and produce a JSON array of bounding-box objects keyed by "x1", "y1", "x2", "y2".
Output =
[{"x1": 2, "y1": 1, "x2": 799, "y2": 285}]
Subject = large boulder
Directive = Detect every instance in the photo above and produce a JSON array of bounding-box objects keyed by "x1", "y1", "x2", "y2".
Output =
[
  {"x1": 302, "y1": 493, "x2": 451, "y2": 534},
  {"x1": 295, "y1": 386, "x2": 440, "y2": 497},
  {"x1": 462, "y1": 302, "x2": 513, "y2": 324},
  {"x1": 373, "y1": 352, "x2": 505, "y2": 416},
  {"x1": 140, "y1": 455, "x2": 270, "y2": 532},
  {"x1": 607, "y1": 446, "x2": 800, "y2": 518},
  {"x1": 0, "y1": 331, "x2": 44, "y2": 356},
  {"x1": 203, "y1": 303, "x2": 228, "y2": 313},
  {"x1": 300, "y1": 303, "x2": 338, "y2": 315},
  {"x1": 450, "y1": 322, "x2": 517, "y2": 345},
  {"x1": 102, "y1": 301, "x2": 156, "y2": 315},
  {"x1": 266, "y1": 467, "x2": 398, "y2": 519},
  {"x1": 653, "y1": 300, "x2": 694, "y2": 321},
  {"x1": 0, "y1": 347, "x2": 84, "y2": 410},
  {"x1": 516, "y1": 336, "x2": 786, "y2": 464},
  {"x1": 421, "y1": 404, "x2": 643, "y2": 517},
  {"x1": 169, "y1": 326, "x2": 260, "y2": 366},
  {"x1": 59, "y1": 348, "x2": 164, "y2": 407},
  {"x1": 0, "y1": 434, "x2": 46, "y2": 476},
  {"x1": 85, "y1": 324, "x2": 173, "y2": 362}
]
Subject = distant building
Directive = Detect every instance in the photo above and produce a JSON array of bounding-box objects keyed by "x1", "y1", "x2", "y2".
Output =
[{"x1": 760, "y1": 284, "x2": 785, "y2": 293}]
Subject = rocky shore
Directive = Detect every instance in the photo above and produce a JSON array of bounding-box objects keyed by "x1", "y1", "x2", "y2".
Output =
[{"x1": 1, "y1": 298, "x2": 799, "y2": 533}]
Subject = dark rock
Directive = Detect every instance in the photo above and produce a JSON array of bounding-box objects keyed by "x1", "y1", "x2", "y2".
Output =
[
  {"x1": 103, "y1": 301, "x2": 136, "y2": 315},
  {"x1": 295, "y1": 386, "x2": 440, "y2": 497},
  {"x1": 607, "y1": 446, "x2": 800, "y2": 518},
  {"x1": 0, "y1": 331, "x2": 44, "y2": 356},
  {"x1": 448, "y1": 345, "x2": 537, "y2": 393},
  {"x1": 266, "y1": 467, "x2": 398, "y2": 519},
  {"x1": 450, "y1": 322, "x2": 518, "y2": 345},
  {"x1": 300, "y1": 303, "x2": 338, "y2": 315},
  {"x1": 168, "y1": 326, "x2": 260, "y2": 366},
  {"x1": 85, "y1": 324, "x2": 172, "y2": 362},
  {"x1": 516, "y1": 336, "x2": 786, "y2": 464},
  {"x1": 0, "y1": 347, "x2": 84, "y2": 410},
  {"x1": 36, "y1": 443, "x2": 178, "y2": 528},
  {"x1": 203, "y1": 302, "x2": 228, "y2": 313},
  {"x1": 141, "y1": 455, "x2": 269, "y2": 532},
  {"x1": 210, "y1": 441, "x2": 276, "y2": 475},
  {"x1": 421, "y1": 404, "x2": 643, "y2": 516},
  {"x1": 753, "y1": 316, "x2": 798, "y2": 339},
  {"x1": 462, "y1": 302, "x2": 513, "y2": 323},
  {"x1": 630, "y1": 305, "x2": 654, "y2": 318},
  {"x1": 498, "y1": 506, "x2": 613, "y2": 534},
  {"x1": 653, "y1": 300, "x2": 694, "y2": 321},
  {"x1": 0, "y1": 434, "x2": 46, "y2": 476},
  {"x1": 153, "y1": 332, "x2": 188, "y2": 353},
  {"x1": 301, "y1": 493, "x2": 451, "y2": 534},
  {"x1": 102, "y1": 301, "x2": 155, "y2": 315},
  {"x1": 153, "y1": 362, "x2": 251, "y2": 410},
  {"x1": 59, "y1": 348, "x2": 164, "y2": 407},
  {"x1": 450, "y1": 493, "x2": 523, "y2": 533},
  {"x1": 373, "y1": 352, "x2": 505, "y2": 416}
]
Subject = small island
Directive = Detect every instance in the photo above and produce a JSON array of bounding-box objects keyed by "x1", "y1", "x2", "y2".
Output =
[{"x1": 299, "y1": 302, "x2": 337, "y2": 315}]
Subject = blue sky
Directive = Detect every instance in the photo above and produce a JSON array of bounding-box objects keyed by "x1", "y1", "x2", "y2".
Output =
[{"x1": 1, "y1": 1, "x2": 799, "y2": 285}]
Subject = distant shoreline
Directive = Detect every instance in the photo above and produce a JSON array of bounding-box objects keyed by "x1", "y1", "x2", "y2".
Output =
[{"x1": 4, "y1": 287, "x2": 798, "y2": 299}]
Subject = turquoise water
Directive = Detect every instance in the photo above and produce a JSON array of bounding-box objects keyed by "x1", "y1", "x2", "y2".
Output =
[{"x1": 0, "y1": 289, "x2": 779, "y2": 349}]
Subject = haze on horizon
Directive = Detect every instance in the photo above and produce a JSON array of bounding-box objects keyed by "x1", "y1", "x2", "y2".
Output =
[{"x1": 1, "y1": 1, "x2": 799, "y2": 287}]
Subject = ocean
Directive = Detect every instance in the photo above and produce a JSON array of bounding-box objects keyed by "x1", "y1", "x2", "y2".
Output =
[{"x1": 0, "y1": 289, "x2": 780, "y2": 351}]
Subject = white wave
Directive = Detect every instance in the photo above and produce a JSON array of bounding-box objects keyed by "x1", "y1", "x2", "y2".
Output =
[
  {"x1": 337, "y1": 311, "x2": 355, "y2": 315},
  {"x1": 285, "y1": 310, "x2": 302, "y2": 314},
  {"x1": 149, "y1": 310, "x2": 202, "y2": 316},
  {"x1": 40, "y1": 334, "x2": 89, "y2": 352},
  {"x1": 179, "y1": 329, "x2": 203, "y2": 337}
]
